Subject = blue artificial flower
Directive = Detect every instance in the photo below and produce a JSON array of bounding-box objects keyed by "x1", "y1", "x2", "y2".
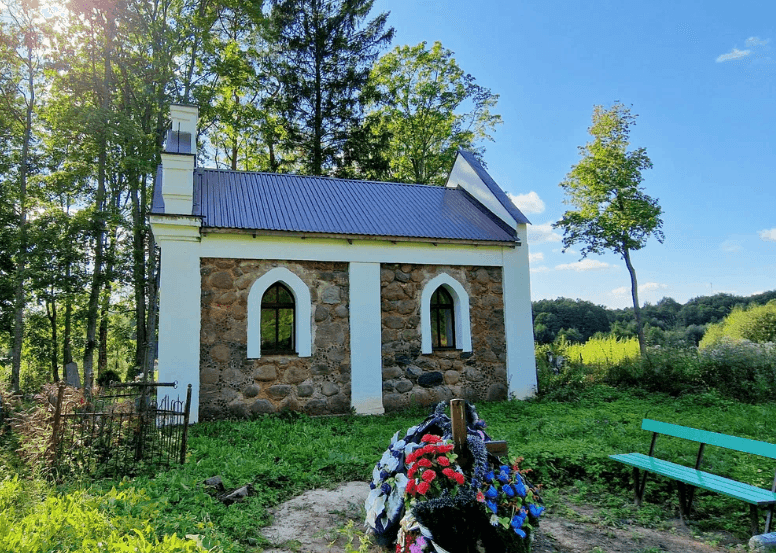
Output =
[
  {"x1": 486, "y1": 500, "x2": 498, "y2": 514},
  {"x1": 485, "y1": 471, "x2": 495, "y2": 483},
  {"x1": 497, "y1": 470, "x2": 510, "y2": 484},
  {"x1": 485, "y1": 485, "x2": 499, "y2": 499},
  {"x1": 370, "y1": 482, "x2": 376, "y2": 490},
  {"x1": 528, "y1": 504, "x2": 546, "y2": 518},
  {"x1": 379, "y1": 470, "x2": 389, "y2": 481},
  {"x1": 502, "y1": 484, "x2": 515, "y2": 498},
  {"x1": 513, "y1": 528, "x2": 526, "y2": 538},
  {"x1": 381, "y1": 482, "x2": 392, "y2": 495},
  {"x1": 500, "y1": 465, "x2": 510, "y2": 472},
  {"x1": 511, "y1": 510, "x2": 527, "y2": 529},
  {"x1": 513, "y1": 474, "x2": 527, "y2": 497}
]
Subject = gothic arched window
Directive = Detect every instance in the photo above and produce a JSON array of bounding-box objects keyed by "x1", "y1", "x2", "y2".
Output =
[
  {"x1": 261, "y1": 282, "x2": 295, "y2": 354},
  {"x1": 430, "y1": 286, "x2": 456, "y2": 349}
]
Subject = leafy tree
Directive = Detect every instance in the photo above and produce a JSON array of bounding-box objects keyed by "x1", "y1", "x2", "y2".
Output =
[
  {"x1": 554, "y1": 103, "x2": 664, "y2": 355},
  {"x1": 699, "y1": 301, "x2": 776, "y2": 350},
  {"x1": 267, "y1": 0, "x2": 394, "y2": 176},
  {"x1": 531, "y1": 297, "x2": 609, "y2": 344},
  {"x1": 365, "y1": 41, "x2": 502, "y2": 185}
]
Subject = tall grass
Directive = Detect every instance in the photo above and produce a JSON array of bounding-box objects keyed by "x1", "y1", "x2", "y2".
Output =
[{"x1": 562, "y1": 336, "x2": 640, "y2": 367}]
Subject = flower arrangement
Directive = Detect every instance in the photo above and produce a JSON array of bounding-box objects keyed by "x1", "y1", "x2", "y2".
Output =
[{"x1": 366, "y1": 402, "x2": 545, "y2": 553}]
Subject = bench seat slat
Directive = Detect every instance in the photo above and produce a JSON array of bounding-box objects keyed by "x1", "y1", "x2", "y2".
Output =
[
  {"x1": 610, "y1": 453, "x2": 776, "y2": 506},
  {"x1": 641, "y1": 420, "x2": 776, "y2": 460}
]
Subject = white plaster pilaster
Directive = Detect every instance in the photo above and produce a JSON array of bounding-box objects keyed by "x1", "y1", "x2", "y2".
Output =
[
  {"x1": 502, "y1": 224, "x2": 537, "y2": 399},
  {"x1": 153, "y1": 217, "x2": 202, "y2": 422},
  {"x1": 161, "y1": 153, "x2": 195, "y2": 215},
  {"x1": 349, "y1": 262, "x2": 384, "y2": 414}
]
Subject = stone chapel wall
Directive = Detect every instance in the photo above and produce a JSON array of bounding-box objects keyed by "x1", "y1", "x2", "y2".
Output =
[
  {"x1": 199, "y1": 258, "x2": 351, "y2": 420},
  {"x1": 380, "y1": 264, "x2": 508, "y2": 412}
]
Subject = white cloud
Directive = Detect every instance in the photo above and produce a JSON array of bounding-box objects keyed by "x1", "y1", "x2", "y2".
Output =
[
  {"x1": 555, "y1": 259, "x2": 613, "y2": 272},
  {"x1": 641, "y1": 282, "x2": 668, "y2": 292},
  {"x1": 746, "y1": 37, "x2": 771, "y2": 47},
  {"x1": 529, "y1": 252, "x2": 544, "y2": 263},
  {"x1": 720, "y1": 239, "x2": 743, "y2": 253},
  {"x1": 716, "y1": 48, "x2": 751, "y2": 62},
  {"x1": 508, "y1": 191, "x2": 545, "y2": 215},
  {"x1": 530, "y1": 266, "x2": 550, "y2": 274},
  {"x1": 612, "y1": 286, "x2": 629, "y2": 296},
  {"x1": 528, "y1": 222, "x2": 562, "y2": 244},
  {"x1": 552, "y1": 247, "x2": 578, "y2": 255},
  {"x1": 758, "y1": 228, "x2": 776, "y2": 242}
]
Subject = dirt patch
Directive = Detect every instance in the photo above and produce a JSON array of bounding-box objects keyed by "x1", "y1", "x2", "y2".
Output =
[{"x1": 259, "y1": 482, "x2": 748, "y2": 553}]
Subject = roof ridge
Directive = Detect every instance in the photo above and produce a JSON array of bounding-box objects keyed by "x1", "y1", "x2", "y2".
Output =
[{"x1": 196, "y1": 167, "x2": 447, "y2": 190}]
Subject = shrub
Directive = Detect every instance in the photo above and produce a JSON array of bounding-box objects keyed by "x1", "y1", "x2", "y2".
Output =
[
  {"x1": 698, "y1": 338, "x2": 776, "y2": 403},
  {"x1": 699, "y1": 302, "x2": 776, "y2": 350}
]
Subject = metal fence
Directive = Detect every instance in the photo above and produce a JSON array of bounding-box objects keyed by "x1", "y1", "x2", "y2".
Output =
[{"x1": 49, "y1": 381, "x2": 192, "y2": 478}]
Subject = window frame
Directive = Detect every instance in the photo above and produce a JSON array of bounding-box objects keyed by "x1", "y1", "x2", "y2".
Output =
[
  {"x1": 430, "y1": 286, "x2": 456, "y2": 350},
  {"x1": 260, "y1": 282, "x2": 296, "y2": 354},
  {"x1": 420, "y1": 273, "x2": 472, "y2": 354}
]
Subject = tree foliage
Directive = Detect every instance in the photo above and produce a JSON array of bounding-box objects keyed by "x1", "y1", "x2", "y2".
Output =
[
  {"x1": 364, "y1": 41, "x2": 501, "y2": 185},
  {"x1": 699, "y1": 301, "x2": 776, "y2": 350},
  {"x1": 554, "y1": 103, "x2": 664, "y2": 354}
]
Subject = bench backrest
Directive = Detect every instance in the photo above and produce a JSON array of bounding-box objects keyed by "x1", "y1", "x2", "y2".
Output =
[{"x1": 642, "y1": 419, "x2": 776, "y2": 460}]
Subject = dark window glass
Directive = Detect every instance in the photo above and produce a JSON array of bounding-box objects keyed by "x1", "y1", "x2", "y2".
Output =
[
  {"x1": 430, "y1": 286, "x2": 455, "y2": 350},
  {"x1": 261, "y1": 283, "x2": 295, "y2": 354}
]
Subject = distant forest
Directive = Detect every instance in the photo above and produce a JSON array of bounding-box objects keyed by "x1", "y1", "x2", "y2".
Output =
[{"x1": 532, "y1": 291, "x2": 776, "y2": 346}]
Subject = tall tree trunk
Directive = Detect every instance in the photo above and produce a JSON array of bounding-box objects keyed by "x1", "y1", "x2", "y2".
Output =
[
  {"x1": 145, "y1": 239, "x2": 160, "y2": 381},
  {"x1": 63, "y1": 290, "x2": 73, "y2": 366},
  {"x1": 83, "y1": 17, "x2": 114, "y2": 390},
  {"x1": 131, "y1": 177, "x2": 147, "y2": 376},
  {"x1": 11, "y1": 40, "x2": 35, "y2": 394},
  {"x1": 45, "y1": 295, "x2": 59, "y2": 382},
  {"x1": 97, "y1": 217, "x2": 118, "y2": 381},
  {"x1": 623, "y1": 246, "x2": 646, "y2": 356}
]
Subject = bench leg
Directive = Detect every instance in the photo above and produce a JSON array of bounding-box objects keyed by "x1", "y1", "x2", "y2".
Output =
[
  {"x1": 765, "y1": 505, "x2": 773, "y2": 534},
  {"x1": 633, "y1": 467, "x2": 646, "y2": 506},
  {"x1": 677, "y1": 483, "x2": 689, "y2": 524},
  {"x1": 751, "y1": 505, "x2": 760, "y2": 536}
]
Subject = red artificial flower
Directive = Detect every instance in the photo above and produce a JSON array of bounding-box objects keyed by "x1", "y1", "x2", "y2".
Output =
[
  {"x1": 453, "y1": 472, "x2": 465, "y2": 485},
  {"x1": 437, "y1": 444, "x2": 454, "y2": 453},
  {"x1": 422, "y1": 469, "x2": 436, "y2": 483},
  {"x1": 417, "y1": 481, "x2": 430, "y2": 495},
  {"x1": 476, "y1": 491, "x2": 485, "y2": 503},
  {"x1": 407, "y1": 465, "x2": 417, "y2": 479},
  {"x1": 422, "y1": 434, "x2": 442, "y2": 444},
  {"x1": 417, "y1": 458, "x2": 432, "y2": 468},
  {"x1": 406, "y1": 451, "x2": 417, "y2": 464},
  {"x1": 406, "y1": 478, "x2": 416, "y2": 495},
  {"x1": 442, "y1": 467, "x2": 456, "y2": 479},
  {"x1": 436, "y1": 456, "x2": 450, "y2": 466}
]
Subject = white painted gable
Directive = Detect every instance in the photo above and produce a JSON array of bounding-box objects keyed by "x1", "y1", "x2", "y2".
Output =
[{"x1": 445, "y1": 153, "x2": 517, "y2": 230}]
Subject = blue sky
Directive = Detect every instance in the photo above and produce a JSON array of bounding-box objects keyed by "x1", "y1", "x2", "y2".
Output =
[{"x1": 373, "y1": 0, "x2": 775, "y2": 309}]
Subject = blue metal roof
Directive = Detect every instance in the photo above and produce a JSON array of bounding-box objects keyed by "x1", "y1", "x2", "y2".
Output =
[
  {"x1": 152, "y1": 168, "x2": 518, "y2": 243},
  {"x1": 456, "y1": 150, "x2": 531, "y2": 225}
]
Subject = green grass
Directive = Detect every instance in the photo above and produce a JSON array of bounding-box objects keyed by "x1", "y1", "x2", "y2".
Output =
[{"x1": 3, "y1": 388, "x2": 776, "y2": 551}]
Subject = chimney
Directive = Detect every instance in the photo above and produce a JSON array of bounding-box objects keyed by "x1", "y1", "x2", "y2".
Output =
[{"x1": 161, "y1": 104, "x2": 198, "y2": 215}]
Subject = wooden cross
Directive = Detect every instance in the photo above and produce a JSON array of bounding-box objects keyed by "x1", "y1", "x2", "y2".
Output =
[{"x1": 450, "y1": 398, "x2": 508, "y2": 470}]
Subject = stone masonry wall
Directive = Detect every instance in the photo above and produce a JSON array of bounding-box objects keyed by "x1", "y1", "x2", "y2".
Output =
[
  {"x1": 380, "y1": 264, "x2": 508, "y2": 412},
  {"x1": 200, "y1": 259, "x2": 350, "y2": 420}
]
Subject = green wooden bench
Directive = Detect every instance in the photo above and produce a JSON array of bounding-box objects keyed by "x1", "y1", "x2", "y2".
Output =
[{"x1": 610, "y1": 419, "x2": 776, "y2": 535}]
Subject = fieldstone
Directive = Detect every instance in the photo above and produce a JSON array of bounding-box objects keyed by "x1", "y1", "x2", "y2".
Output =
[
  {"x1": 243, "y1": 384, "x2": 260, "y2": 398},
  {"x1": 475, "y1": 268, "x2": 490, "y2": 284},
  {"x1": 254, "y1": 365, "x2": 277, "y2": 381},
  {"x1": 215, "y1": 291, "x2": 237, "y2": 305},
  {"x1": 380, "y1": 268, "x2": 395, "y2": 283},
  {"x1": 400, "y1": 264, "x2": 412, "y2": 273},
  {"x1": 321, "y1": 285, "x2": 341, "y2": 304},
  {"x1": 234, "y1": 274, "x2": 254, "y2": 290},
  {"x1": 395, "y1": 270, "x2": 411, "y2": 283},
  {"x1": 297, "y1": 384, "x2": 314, "y2": 397},
  {"x1": 250, "y1": 399, "x2": 276, "y2": 415},
  {"x1": 383, "y1": 315, "x2": 405, "y2": 329},
  {"x1": 311, "y1": 364, "x2": 331, "y2": 376},
  {"x1": 231, "y1": 304, "x2": 247, "y2": 320},
  {"x1": 494, "y1": 367, "x2": 507, "y2": 382},
  {"x1": 460, "y1": 351, "x2": 473, "y2": 360},
  {"x1": 434, "y1": 386, "x2": 453, "y2": 403},
  {"x1": 284, "y1": 367, "x2": 309, "y2": 384},
  {"x1": 405, "y1": 365, "x2": 423, "y2": 379},
  {"x1": 415, "y1": 358, "x2": 438, "y2": 369},
  {"x1": 395, "y1": 379, "x2": 414, "y2": 393},
  {"x1": 487, "y1": 383, "x2": 508, "y2": 401},
  {"x1": 410, "y1": 388, "x2": 434, "y2": 407},
  {"x1": 329, "y1": 348, "x2": 347, "y2": 363},
  {"x1": 465, "y1": 368, "x2": 485, "y2": 382},
  {"x1": 418, "y1": 371, "x2": 444, "y2": 388},
  {"x1": 339, "y1": 362, "x2": 351, "y2": 375},
  {"x1": 201, "y1": 368, "x2": 219, "y2": 385},
  {"x1": 396, "y1": 300, "x2": 415, "y2": 315},
  {"x1": 305, "y1": 399, "x2": 328, "y2": 416},
  {"x1": 215, "y1": 259, "x2": 235, "y2": 269},
  {"x1": 334, "y1": 305, "x2": 349, "y2": 318},
  {"x1": 322, "y1": 382, "x2": 340, "y2": 396},
  {"x1": 382, "y1": 366, "x2": 403, "y2": 379},
  {"x1": 382, "y1": 381, "x2": 394, "y2": 392},
  {"x1": 410, "y1": 270, "x2": 424, "y2": 282},
  {"x1": 749, "y1": 533, "x2": 776, "y2": 552},
  {"x1": 444, "y1": 370, "x2": 460, "y2": 385},
  {"x1": 383, "y1": 393, "x2": 407, "y2": 412},
  {"x1": 394, "y1": 355, "x2": 413, "y2": 366},
  {"x1": 382, "y1": 282, "x2": 406, "y2": 301},
  {"x1": 315, "y1": 323, "x2": 345, "y2": 346},
  {"x1": 314, "y1": 305, "x2": 330, "y2": 322},
  {"x1": 268, "y1": 385, "x2": 293, "y2": 399},
  {"x1": 210, "y1": 344, "x2": 231, "y2": 363},
  {"x1": 227, "y1": 399, "x2": 249, "y2": 419},
  {"x1": 279, "y1": 396, "x2": 300, "y2": 412},
  {"x1": 401, "y1": 329, "x2": 417, "y2": 341},
  {"x1": 327, "y1": 393, "x2": 349, "y2": 412},
  {"x1": 210, "y1": 271, "x2": 233, "y2": 289}
]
